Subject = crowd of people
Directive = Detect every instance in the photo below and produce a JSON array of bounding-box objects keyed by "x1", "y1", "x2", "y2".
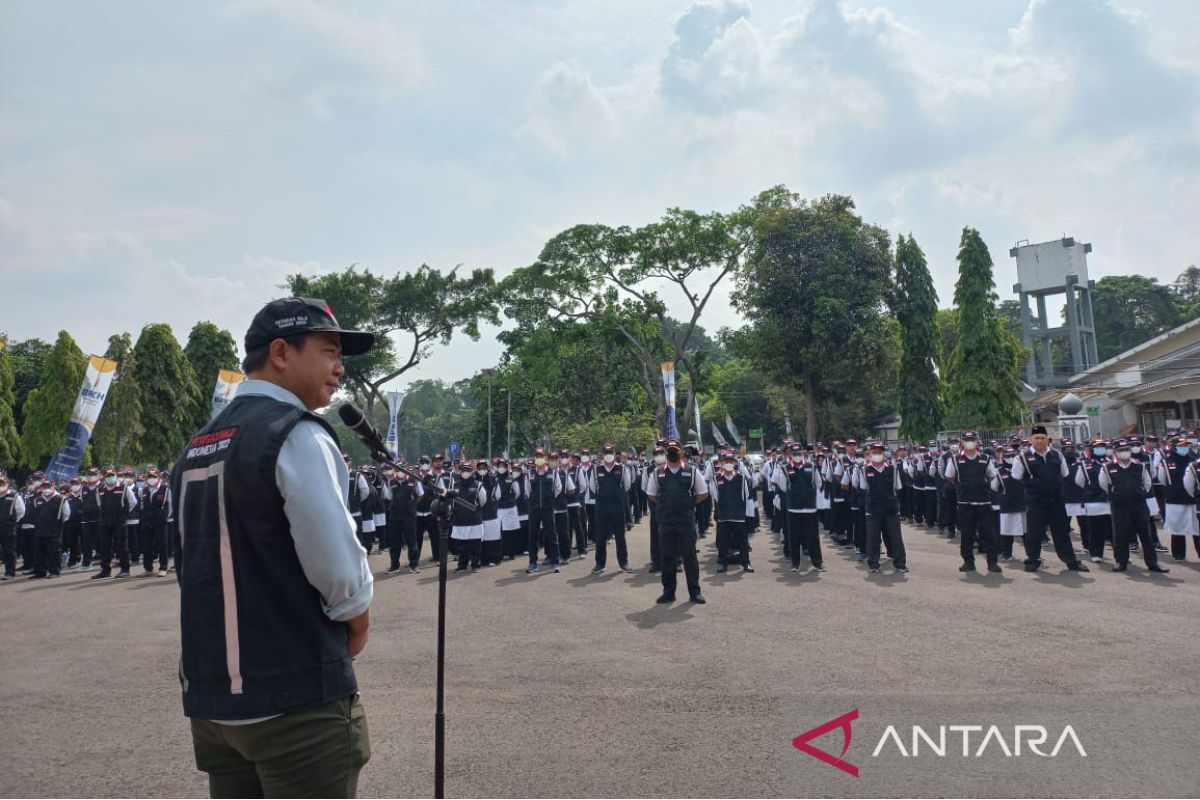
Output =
[{"x1": 4, "y1": 423, "x2": 1196, "y2": 593}]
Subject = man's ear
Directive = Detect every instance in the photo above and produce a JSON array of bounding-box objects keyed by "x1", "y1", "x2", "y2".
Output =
[{"x1": 268, "y1": 338, "x2": 292, "y2": 371}]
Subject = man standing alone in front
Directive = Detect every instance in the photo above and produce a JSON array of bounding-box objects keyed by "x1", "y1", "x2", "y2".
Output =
[
  {"x1": 171, "y1": 297, "x2": 376, "y2": 798},
  {"x1": 646, "y1": 439, "x2": 708, "y2": 604}
]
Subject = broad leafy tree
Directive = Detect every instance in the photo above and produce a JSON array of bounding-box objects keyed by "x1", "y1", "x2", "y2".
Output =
[
  {"x1": 184, "y1": 321, "x2": 240, "y2": 432},
  {"x1": 1092, "y1": 275, "x2": 1180, "y2": 361},
  {"x1": 91, "y1": 333, "x2": 143, "y2": 468},
  {"x1": 19, "y1": 331, "x2": 87, "y2": 469},
  {"x1": 892, "y1": 234, "x2": 942, "y2": 441},
  {"x1": 132, "y1": 324, "x2": 201, "y2": 466},
  {"x1": 0, "y1": 339, "x2": 20, "y2": 466},
  {"x1": 943, "y1": 228, "x2": 1023, "y2": 429}
]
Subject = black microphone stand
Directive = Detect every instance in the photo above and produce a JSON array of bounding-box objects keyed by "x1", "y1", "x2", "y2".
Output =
[{"x1": 363, "y1": 449, "x2": 470, "y2": 800}]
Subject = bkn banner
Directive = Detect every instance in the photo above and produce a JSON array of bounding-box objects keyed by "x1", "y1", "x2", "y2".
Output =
[{"x1": 45, "y1": 355, "x2": 118, "y2": 481}]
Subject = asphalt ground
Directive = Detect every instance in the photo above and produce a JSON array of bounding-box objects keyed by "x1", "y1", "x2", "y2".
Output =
[{"x1": 1, "y1": 515, "x2": 1198, "y2": 798}]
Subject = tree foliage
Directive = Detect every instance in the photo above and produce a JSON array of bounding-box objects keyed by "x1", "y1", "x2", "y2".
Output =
[
  {"x1": 734, "y1": 192, "x2": 895, "y2": 442},
  {"x1": 183, "y1": 321, "x2": 239, "y2": 433},
  {"x1": 943, "y1": 228, "x2": 1023, "y2": 429},
  {"x1": 0, "y1": 340, "x2": 20, "y2": 465},
  {"x1": 1092, "y1": 274, "x2": 1180, "y2": 361},
  {"x1": 892, "y1": 233, "x2": 942, "y2": 441},
  {"x1": 132, "y1": 324, "x2": 200, "y2": 467},
  {"x1": 91, "y1": 333, "x2": 143, "y2": 468},
  {"x1": 286, "y1": 264, "x2": 499, "y2": 417},
  {"x1": 19, "y1": 331, "x2": 87, "y2": 469},
  {"x1": 7, "y1": 338, "x2": 52, "y2": 435}
]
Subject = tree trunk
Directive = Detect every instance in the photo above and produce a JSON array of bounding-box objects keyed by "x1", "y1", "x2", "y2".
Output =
[{"x1": 805, "y1": 371, "x2": 817, "y2": 445}]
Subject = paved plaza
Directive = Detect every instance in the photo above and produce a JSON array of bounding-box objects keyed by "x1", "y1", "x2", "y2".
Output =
[{"x1": 1, "y1": 519, "x2": 1198, "y2": 798}]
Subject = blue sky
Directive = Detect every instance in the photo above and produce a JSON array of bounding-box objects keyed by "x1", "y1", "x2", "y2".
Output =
[{"x1": 2, "y1": 0, "x2": 1197, "y2": 388}]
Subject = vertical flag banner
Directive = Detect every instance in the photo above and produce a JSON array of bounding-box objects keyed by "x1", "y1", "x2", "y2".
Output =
[
  {"x1": 711, "y1": 422, "x2": 728, "y2": 448},
  {"x1": 726, "y1": 413, "x2": 742, "y2": 445},
  {"x1": 386, "y1": 391, "x2": 404, "y2": 457},
  {"x1": 45, "y1": 355, "x2": 118, "y2": 481},
  {"x1": 694, "y1": 399, "x2": 704, "y2": 451},
  {"x1": 211, "y1": 369, "x2": 246, "y2": 417},
  {"x1": 661, "y1": 361, "x2": 677, "y2": 440}
]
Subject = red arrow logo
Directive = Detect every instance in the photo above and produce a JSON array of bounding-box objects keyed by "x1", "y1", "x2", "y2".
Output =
[{"x1": 793, "y1": 709, "x2": 859, "y2": 777}]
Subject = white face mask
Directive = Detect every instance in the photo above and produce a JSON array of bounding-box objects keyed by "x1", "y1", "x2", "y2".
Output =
[
  {"x1": 1117, "y1": 451, "x2": 1132, "y2": 461},
  {"x1": 1132, "y1": 446, "x2": 1142, "y2": 454},
  {"x1": 497, "y1": 466, "x2": 508, "y2": 474},
  {"x1": 460, "y1": 470, "x2": 473, "y2": 479},
  {"x1": 581, "y1": 456, "x2": 591, "y2": 464},
  {"x1": 603, "y1": 454, "x2": 615, "y2": 464},
  {"x1": 87, "y1": 477, "x2": 99, "y2": 486},
  {"x1": 854, "y1": 456, "x2": 865, "y2": 465},
  {"x1": 964, "y1": 442, "x2": 977, "y2": 452},
  {"x1": 655, "y1": 454, "x2": 666, "y2": 465},
  {"x1": 420, "y1": 464, "x2": 430, "y2": 473},
  {"x1": 42, "y1": 487, "x2": 56, "y2": 498},
  {"x1": 723, "y1": 464, "x2": 735, "y2": 473},
  {"x1": 147, "y1": 479, "x2": 160, "y2": 489},
  {"x1": 870, "y1": 453, "x2": 885, "y2": 464}
]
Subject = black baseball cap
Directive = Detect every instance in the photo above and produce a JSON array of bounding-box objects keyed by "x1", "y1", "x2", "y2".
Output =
[{"x1": 245, "y1": 297, "x2": 375, "y2": 356}]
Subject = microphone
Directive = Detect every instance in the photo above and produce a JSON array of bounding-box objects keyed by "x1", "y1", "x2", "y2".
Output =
[{"x1": 338, "y1": 403, "x2": 389, "y2": 458}]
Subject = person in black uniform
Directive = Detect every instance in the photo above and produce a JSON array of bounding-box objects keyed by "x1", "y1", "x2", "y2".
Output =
[
  {"x1": 17, "y1": 472, "x2": 42, "y2": 571},
  {"x1": 414, "y1": 455, "x2": 446, "y2": 564},
  {"x1": 0, "y1": 474, "x2": 24, "y2": 580},
  {"x1": 383, "y1": 465, "x2": 423, "y2": 574},
  {"x1": 771, "y1": 444, "x2": 824, "y2": 572},
  {"x1": 589, "y1": 443, "x2": 632, "y2": 574},
  {"x1": 93, "y1": 468, "x2": 135, "y2": 579},
  {"x1": 645, "y1": 443, "x2": 666, "y2": 572},
  {"x1": 76, "y1": 467, "x2": 102, "y2": 571},
  {"x1": 139, "y1": 468, "x2": 173, "y2": 577},
  {"x1": 714, "y1": 450, "x2": 753, "y2": 573},
  {"x1": 855, "y1": 441, "x2": 908, "y2": 574},
  {"x1": 28, "y1": 481, "x2": 70, "y2": 579},
  {"x1": 525, "y1": 448, "x2": 562, "y2": 574},
  {"x1": 1012, "y1": 426, "x2": 1089, "y2": 573},
  {"x1": 565, "y1": 451, "x2": 587, "y2": 558},
  {"x1": 62, "y1": 477, "x2": 84, "y2": 569},
  {"x1": 1101, "y1": 440, "x2": 1169, "y2": 574},
  {"x1": 943, "y1": 431, "x2": 1002, "y2": 573},
  {"x1": 646, "y1": 440, "x2": 708, "y2": 604}
]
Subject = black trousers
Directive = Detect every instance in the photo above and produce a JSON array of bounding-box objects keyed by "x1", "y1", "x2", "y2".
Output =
[
  {"x1": 1023, "y1": 502, "x2": 1079, "y2": 568},
  {"x1": 97, "y1": 520, "x2": 129, "y2": 574},
  {"x1": 455, "y1": 538, "x2": 481, "y2": 569},
  {"x1": 80, "y1": 520, "x2": 97, "y2": 567},
  {"x1": 785, "y1": 513, "x2": 821, "y2": 567},
  {"x1": 1111, "y1": 507, "x2": 1160, "y2": 568},
  {"x1": 32, "y1": 535, "x2": 61, "y2": 576},
  {"x1": 527, "y1": 508, "x2": 559, "y2": 566},
  {"x1": 585, "y1": 503, "x2": 596, "y2": 543},
  {"x1": 850, "y1": 507, "x2": 867, "y2": 552},
  {"x1": 0, "y1": 524, "x2": 14, "y2": 576},
  {"x1": 567, "y1": 506, "x2": 587, "y2": 554},
  {"x1": 594, "y1": 504, "x2": 628, "y2": 569},
  {"x1": 416, "y1": 514, "x2": 441, "y2": 562},
  {"x1": 141, "y1": 522, "x2": 169, "y2": 571},
  {"x1": 127, "y1": 522, "x2": 140, "y2": 559},
  {"x1": 865, "y1": 512, "x2": 905, "y2": 569},
  {"x1": 938, "y1": 487, "x2": 957, "y2": 532},
  {"x1": 659, "y1": 522, "x2": 701, "y2": 598},
  {"x1": 388, "y1": 517, "x2": 418, "y2": 569},
  {"x1": 63, "y1": 522, "x2": 81, "y2": 565},
  {"x1": 924, "y1": 490, "x2": 939, "y2": 526},
  {"x1": 649, "y1": 505, "x2": 661, "y2": 569},
  {"x1": 554, "y1": 511, "x2": 571, "y2": 559},
  {"x1": 830, "y1": 501, "x2": 848, "y2": 540},
  {"x1": 1086, "y1": 515, "x2": 1112, "y2": 559},
  {"x1": 957, "y1": 504, "x2": 998, "y2": 565},
  {"x1": 716, "y1": 519, "x2": 749, "y2": 566}
]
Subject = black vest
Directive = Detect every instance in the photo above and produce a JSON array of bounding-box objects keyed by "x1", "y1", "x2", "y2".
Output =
[
  {"x1": 1161, "y1": 453, "x2": 1193, "y2": 504},
  {"x1": 1062, "y1": 460, "x2": 1085, "y2": 504},
  {"x1": 452, "y1": 475, "x2": 483, "y2": 526},
  {"x1": 714, "y1": 472, "x2": 746, "y2": 522},
  {"x1": 81, "y1": 485, "x2": 101, "y2": 522},
  {"x1": 33, "y1": 495, "x2": 65, "y2": 538},
  {"x1": 955, "y1": 455, "x2": 991, "y2": 503},
  {"x1": 784, "y1": 464, "x2": 817, "y2": 511},
  {"x1": 388, "y1": 478, "x2": 419, "y2": 520},
  {"x1": 1, "y1": 491, "x2": 18, "y2": 533},
  {"x1": 171, "y1": 393, "x2": 357, "y2": 720},
  {"x1": 594, "y1": 465, "x2": 625, "y2": 507},
  {"x1": 1105, "y1": 462, "x2": 1146, "y2": 512},
  {"x1": 526, "y1": 472, "x2": 555, "y2": 511},
  {"x1": 141, "y1": 484, "x2": 170, "y2": 526},
  {"x1": 1023, "y1": 448, "x2": 1064, "y2": 505},
  {"x1": 655, "y1": 467, "x2": 695, "y2": 528},
  {"x1": 1082, "y1": 462, "x2": 1108, "y2": 504},
  {"x1": 98, "y1": 484, "x2": 126, "y2": 524},
  {"x1": 497, "y1": 475, "x2": 518, "y2": 509},
  {"x1": 552, "y1": 469, "x2": 570, "y2": 512},
  {"x1": 998, "y1": 470, "x2": 1026, "y2": 513},
  {"x1": 863, "y1": 464, "x2": 898, "y2": 516}
]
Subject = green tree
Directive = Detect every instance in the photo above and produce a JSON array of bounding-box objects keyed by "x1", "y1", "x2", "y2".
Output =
[
  {"x1": 91, "y1": 333, "x2": 143, "y2": 468},
  {"x1": 1171, "y1": 265, "x2": 1200, "y2": 319},
  {"x1": 1092, "y1": 275, "x2": 1180, "y2": 361},
  {"x1": 7, "y1": 338, "x2": 52, "y2": 434},
  {"x1": 892, "y1": 234, "x2": 942, "y2": 441},
  {"x1": 183, "y1": 321, "x2": 239, "y2": 432},
  {"x1": 132, "y1": 324, "x2": 201, "y2": 466},
  {"x1": 943, "y1": 228, "x2": 1023, "y2": 429},
  {"x1": 0, "y1": 339, "x2": 20, "y2": 465},
  {"x1": 18, "y1": 331, "x2": 87, "y2": 469},
  {"x1": 733, "y1": 192, "x2": 895, "y2": 442},
  {"x1": 286, "y1": 264, "x2": 499, "y2": 418}
]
